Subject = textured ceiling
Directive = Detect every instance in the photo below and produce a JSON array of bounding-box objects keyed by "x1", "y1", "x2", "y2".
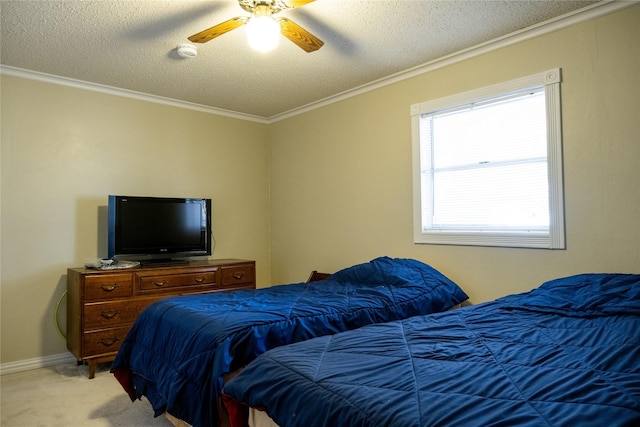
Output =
[{"x1": 0, "y1": 0, "x2": 608, "y2": 120}]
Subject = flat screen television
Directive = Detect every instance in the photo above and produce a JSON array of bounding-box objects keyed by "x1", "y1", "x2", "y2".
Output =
[{"x1": 107, "y1": 195, "x2": 212, "y2": 265}]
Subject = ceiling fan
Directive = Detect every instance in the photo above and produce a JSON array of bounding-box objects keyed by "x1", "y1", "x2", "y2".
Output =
[{"x1": 188, "y1": 0, "x2": 324, "y2": 53}]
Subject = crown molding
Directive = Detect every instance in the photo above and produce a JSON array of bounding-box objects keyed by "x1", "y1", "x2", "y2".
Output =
[
  {"x1": 268, "y1": 0, "x2": 636, "y2": 122},
  {"x1": 0, "y1": 65, "x2": 269, "y2": 124},
  {"x1": 1, "y1": 1, "x2": 635, "y2": 125}
]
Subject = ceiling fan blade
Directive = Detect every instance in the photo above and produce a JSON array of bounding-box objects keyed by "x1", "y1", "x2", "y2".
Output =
[
  {"x1": 278, "y1": 18, "x2": 324, "y2": 52},
  {"x1": 281, "y1": 0, "x2": 317, "y2": 8},
  {"x1": 188, "y1": 17, "x2": 248, "y2": 43}
]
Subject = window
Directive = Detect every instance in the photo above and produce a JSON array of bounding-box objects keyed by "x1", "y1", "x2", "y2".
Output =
[{"x1": 411, "y1": 69, "x2": 565, "y2": 249}]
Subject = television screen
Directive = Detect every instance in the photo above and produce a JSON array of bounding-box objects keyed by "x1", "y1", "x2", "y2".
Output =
[{"x1": 108, "y1": 195, "x2": 212, "y2": 263}]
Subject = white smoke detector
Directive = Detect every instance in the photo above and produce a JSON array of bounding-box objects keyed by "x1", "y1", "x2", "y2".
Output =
[{"x1": 176, "y1": 43, "x2": 197, "y2": 58}]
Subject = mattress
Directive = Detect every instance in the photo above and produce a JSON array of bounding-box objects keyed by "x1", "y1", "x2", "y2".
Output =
[
  {"x1": 111, "y1": 256, "x2": 468, "y2": 427},
  {"x1": 223, "y1": 273, "x2": 640, "y2": 427}
]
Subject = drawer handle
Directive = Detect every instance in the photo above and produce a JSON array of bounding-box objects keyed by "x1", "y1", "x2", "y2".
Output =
[
  {"x1": 194, "y1": 277, "x2": 205, "y2": 283},
  {"x1": 153, "y1": 280, "x2": 168, "y2": 287},
  {"x1": 100, "y1": 284, "x2": 119, "y2": 292},
  {"x1": 101, "y1": 310, "x2": 120, "y2": 319},
  {"x1": 232, "y1": 272, "x2": 245, "y2": 280},
  {"x1": 99, "y1": 337, "x2": 119, "y2": 347}
]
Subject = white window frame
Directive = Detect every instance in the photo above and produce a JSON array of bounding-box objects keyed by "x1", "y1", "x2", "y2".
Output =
[{"x1": 411, "y1": 69, "x2": 565, "y2": 249}]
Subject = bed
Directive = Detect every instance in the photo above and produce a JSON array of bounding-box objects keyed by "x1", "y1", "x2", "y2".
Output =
[
  {"x1": 222, "y1": 273, "x2": 640, "y2": 427},
  {"x1": 110, "y1": 256, "x2": 468, "y2": 427}
]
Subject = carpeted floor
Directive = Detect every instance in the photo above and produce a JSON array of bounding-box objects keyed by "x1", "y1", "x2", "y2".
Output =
[{"x1": 1, "y1": 362, "x2": 172, "y2": 426}]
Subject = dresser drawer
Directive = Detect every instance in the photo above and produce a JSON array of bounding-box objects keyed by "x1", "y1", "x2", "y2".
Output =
[
  {"x1": 221, "y1": 264, "x2": 255, "y2": 288},
  {"x1": 82, "y1": 326, "x2": 131, "y2": 357},
  {"x1": 138, "y1": 271, "x2": 216, "y2": 292},
  {"x1": 68, "y1": 259, "x2": 255, "y2": 378},
  {"x1": 83, "y1": 297, "x2": 161, "y2": 330},
  {"x1": 83, "y1": 274, "x2": 133, "y2": 300}
]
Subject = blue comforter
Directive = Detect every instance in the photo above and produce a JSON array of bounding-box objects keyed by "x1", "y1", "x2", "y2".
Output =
[
  {"x1": 111, "y1": 257, "x2": 468, "y2": 427},
  {"x1": 223, "y1": 273, "x2": 640, "y2": 427}
]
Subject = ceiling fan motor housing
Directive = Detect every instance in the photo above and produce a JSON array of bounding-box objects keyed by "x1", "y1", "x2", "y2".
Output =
[{"x1": 188, "y1": 0, "x2": 323, "y2": 53}]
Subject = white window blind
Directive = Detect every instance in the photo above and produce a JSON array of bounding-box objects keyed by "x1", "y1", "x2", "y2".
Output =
[
  {"x1": 424, "y1": 89, "x2": 548, "y2": 230},
  {"x1": 411, "y1": 69, "x2": 565, "y2": 249}
]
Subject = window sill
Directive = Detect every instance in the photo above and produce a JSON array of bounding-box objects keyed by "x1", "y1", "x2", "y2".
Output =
[{"x1": 414, "y1": 230, "x2": 564, "y2": 249}]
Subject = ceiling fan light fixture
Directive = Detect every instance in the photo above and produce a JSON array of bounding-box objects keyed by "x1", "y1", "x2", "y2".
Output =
[
  {"x1": 246, "y1": 6, "x2": 280, "y2": 52},
  {"x1": 187, "y1": 0, "x2": 323, "y2": 53}
]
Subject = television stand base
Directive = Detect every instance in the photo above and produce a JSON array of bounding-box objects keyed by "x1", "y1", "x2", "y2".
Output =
[{"x1": 138, "y1": 258, "x2": 189, "y2": 267}]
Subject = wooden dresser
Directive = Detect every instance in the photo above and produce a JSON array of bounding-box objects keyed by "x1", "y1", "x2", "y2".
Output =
[{"x1": 67, "y1": 259, "x2": 255, "y2": 378}]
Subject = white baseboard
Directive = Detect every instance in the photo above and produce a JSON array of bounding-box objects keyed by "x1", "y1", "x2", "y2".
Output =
[{"x1": 0, "y1": 353, "x2": 78, "y2": 375}]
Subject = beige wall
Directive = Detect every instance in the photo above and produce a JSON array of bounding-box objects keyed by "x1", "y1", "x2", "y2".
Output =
[
  {"x1": 0, "y1": 77, "x2": 271, "y2": 364},
  {"x1": 1, "y1": 5, "x2": 639, "y2": 366},
  {"x1": 268, "y1": 6, "x2": 640, "y2": 301}
]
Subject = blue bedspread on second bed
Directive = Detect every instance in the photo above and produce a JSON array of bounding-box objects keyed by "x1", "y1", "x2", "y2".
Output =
[
  {"x1": 111, "y1": 257, "x2": 468, "y2": 427},
  {"x1": 223, "y1": 273, "x2": 640, "y2": 427}
]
